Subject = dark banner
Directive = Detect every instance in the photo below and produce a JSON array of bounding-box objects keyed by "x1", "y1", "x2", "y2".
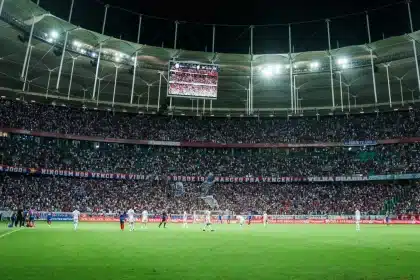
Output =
[{"x1": 2, "y1": 165, "x2": 420, "y2": 183}]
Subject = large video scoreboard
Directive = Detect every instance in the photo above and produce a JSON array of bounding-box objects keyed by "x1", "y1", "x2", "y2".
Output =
[{"x1": 167, "y1": 62, "x2": 219, "y2": 99}]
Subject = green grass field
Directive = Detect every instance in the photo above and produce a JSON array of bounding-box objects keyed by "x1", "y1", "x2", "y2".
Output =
[{"x1": 0, "y1": 222, "x2": 418, "y2": 280}]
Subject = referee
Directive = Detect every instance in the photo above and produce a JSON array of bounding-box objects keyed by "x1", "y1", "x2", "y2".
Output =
[{"x1": 15, "y1": 209, "x2": 24, "y2": 227}]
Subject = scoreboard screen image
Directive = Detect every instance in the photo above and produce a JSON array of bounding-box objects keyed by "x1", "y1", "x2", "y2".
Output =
[{"x1": 168, "y1": 62, "x2": 219, "y2": 99}]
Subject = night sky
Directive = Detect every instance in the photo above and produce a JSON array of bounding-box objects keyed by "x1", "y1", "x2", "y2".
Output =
[{"x1": 37, "y1": 0, "x2": 418, "y2": 54}]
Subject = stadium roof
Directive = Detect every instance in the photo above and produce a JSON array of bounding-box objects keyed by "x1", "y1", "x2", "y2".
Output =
[{"x1": 0, "y1": 0, "x2": 420, "y2": 116}]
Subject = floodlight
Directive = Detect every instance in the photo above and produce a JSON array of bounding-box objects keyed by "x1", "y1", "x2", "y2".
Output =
[
  {"x1": 73, "y1": 40, "x2": 81, "y2": 48},
  {"x1": 337, "y1": 57, "x2": 349, "y2": 65},
  {"x1": 175, "y1": 63, "x2": 180, "y2": 68},
  {"x1": 115, "y1": 57, "x2": 121, "y2": 62},
  {"x1": 262, "y1": 67, "x2": 273, "y2": 77},
  {"x1": 310, "y1": 61, "x2": 320, "y2": 69},
  {"x1": 50, "y1": 30, "x2": 59, "y2": 39},
  {"x1": 46, "y1": 37, "x2": 53, "y2": 43},
  {"x1": 80, "y1": 49, "x2": 86, "y2": 55},
  {"x1": 91, "y1": 52, "x2": 97, "y2": 58}
]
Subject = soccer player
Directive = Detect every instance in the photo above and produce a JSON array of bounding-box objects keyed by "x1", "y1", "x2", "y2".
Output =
[
  {"x1": 238, "y1": 215, "x2": 245, "y2": 228},
  {"x1": 141, "y1": 209, "x2": 148, "y2": 229},
  {"x1": 158, "y1": 211, "x2": 168, "y2": 228},
  {"x1": 247, "y1": 212, "x2": 252, "y2": 226},
  {"x1": 127, "y1": 208, "x2": 135, "y2": 231},
  {"x1": 183, "y1": 211, "x2": 188, "y2": 228},
  {"x1": 119, "y1": 212, "x2": 126, "y2": 231},
  {"x1": 355, "y1": 209, "x2": 361, "y2": 232},
  {"x1": 202, "y1": 210, "x2": 214, "y2": 231},
  {"x1": 72, "y1": 209, "x2": 80, "y2": 231},
  {"x1": 263, "y1": 211, "x2": 268, "y2": 228},
  {"x1": 227, "y1": 213, "x2": 231, "y2": 224},
  {"x1": 385, "y1": 212, "x2": 390, "y2": 226},
  {"x1": 218, "y1": 213, "x2": 223, "y2": 224},
  {"x1": 47, "y1": 212, "x2": 52, "y2": 227},
  {"x1": 15, "y1": 209, "x2": 23, "y2": 227},
  {"x1": 29, "y1": 209, "x2": 35, "y2": 227}
]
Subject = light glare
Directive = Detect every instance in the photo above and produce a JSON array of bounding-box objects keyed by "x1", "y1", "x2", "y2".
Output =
[{"x1": 50, "y1": 30, "x2": 59, "y2": 39}]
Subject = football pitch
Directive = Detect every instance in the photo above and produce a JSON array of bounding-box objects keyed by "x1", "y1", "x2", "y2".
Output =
[{"x1": 0, "y1": 222, "x2": 418, "y2": 280}]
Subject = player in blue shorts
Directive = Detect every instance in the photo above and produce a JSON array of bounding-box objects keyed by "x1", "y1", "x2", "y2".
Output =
[
  {"x1": 385, "y1": 212, "x2": 390, "y2": 226},
  {"x1": 247, "y1": 212, "x2": 252, "y2": 226},
  {"x1": 227, "y1": 214, "x2": 231, "y2": 224},
  {"x1": 47, "y1": 212, "x2": 52, "y2": 227},
  {"x1": 119, "y1": 212, "x2": 126, "y2": 231},
  {"x1": 218, "y1": 214, "x2": 222, "y2": 224}
]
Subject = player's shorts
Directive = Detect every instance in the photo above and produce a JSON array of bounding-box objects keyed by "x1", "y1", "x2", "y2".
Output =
[
  {"x1": 263, "y1": 219, "x2": 268, "y2": 223},
  {"x1": 355, "y1": 219, "x2": 360, "y2": 223},
  {"x1": 129, "y1": 217, "x2": 135, "y2": 223},
  {"x1": 183, "y1": 219, "x2": 187, "y2": 223},
  {"x1": 73, "y1": 219, "x2": 79, "y2": 223},
  {"x1": 161, "y1": 218, "x2": 167, "y2": 222},
  {"x1": 142, "y1": 217, "x2": 148, "y2": 223}
]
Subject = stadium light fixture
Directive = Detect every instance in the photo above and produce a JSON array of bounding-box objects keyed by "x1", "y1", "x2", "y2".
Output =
[
  {"x1": 310, "y1": 61, "x2": 320, "y2": 70},
  {"x1": 175, "y1": 63, "x2": 180, "y2": 68},
  {"x1": 337, "y1": 57, "x2": 349, "y2": 65},
  {"x1": 262, "y1": 65, "x2": 273, "y2": 77},
  {"x1": 91, "y1": 52, "x2": 97, "y2": 58},
  {"x1": 50, "y1": 30, "x2": 59, "y2": 40},
  {"x1": 46, "y1": 37, "x2": 54, "y2": 43},
  {"x1": 73, "y1": 40, "x2": 81, "y2": 48},
  {"x1": 115, "y1": 56, "x2": 121, "y2": 62},
  {"x1": 80, "y1": 49, "x2": 86, "y2": 55}
]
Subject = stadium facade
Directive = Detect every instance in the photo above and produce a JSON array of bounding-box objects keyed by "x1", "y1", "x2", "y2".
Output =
[{"x1": 0, "y1": 0, "x2": 420, "y2": 116}]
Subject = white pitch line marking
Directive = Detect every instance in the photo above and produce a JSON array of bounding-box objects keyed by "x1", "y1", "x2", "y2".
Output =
[{"x1": 0, "y1": 228, "x2": 23, "y2": 239}]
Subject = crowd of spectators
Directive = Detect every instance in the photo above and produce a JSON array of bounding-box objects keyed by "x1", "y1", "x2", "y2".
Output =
[
  {"x1": 1, "y1": 134, "x2": 420, "y2": 176},
  {"x1": 1, "y1": 100, "x2": 419, "y2": 143},
  {"x1": 168, "y1": 83, "x2": 217, "y2": 98},
  {"x1": 1, "y1": 99, "x2": 420, "y2": 216},
  {"x1": 1, "y1": 174, "x2": 415, "y2": 215},
  {"x1": 170, "y1": 72, "x2": 218, "y2": 85}
]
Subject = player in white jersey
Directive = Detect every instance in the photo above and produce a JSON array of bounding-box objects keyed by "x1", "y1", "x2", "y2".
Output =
[
  {"x1": 127, "y1": 209, "x2": 135, "y2": 231},
  {"x1": 263, "y1": 212, "x2": 268, "y2": 228},
  {"x1": 193, "y1": 212, "x2": 197, "y2": 224},
  {"x1": 355, "y1": 209, "x2": 361, "y2": 232},
  {"x1": 238, "y1": 215, "x2": 245, "y2": 227},
  {"x1": 182, "y1": 211, "x2": 188, "y2": 228},
  {"x1": 141, "y1": 210, "x2": 148, "y2": 229},
  {"x1": 72, "y1": 209, "x2": 80, "y2": 231},
  {"x1": 202, "y1": 210, "x2": 214, "y2": 231}
]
